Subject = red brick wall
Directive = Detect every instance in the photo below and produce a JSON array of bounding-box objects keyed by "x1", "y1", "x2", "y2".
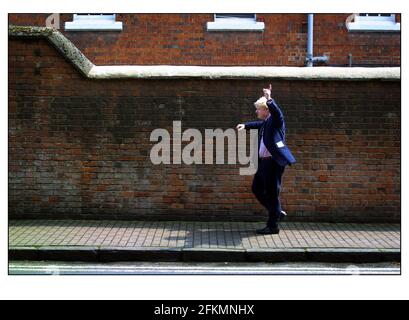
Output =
[
  {"x1": 9, "y1": 13, "x2": 400, "y2": 67},
  {"x1": 9, "y1": 37, "x2": 401, "y2": 222}
]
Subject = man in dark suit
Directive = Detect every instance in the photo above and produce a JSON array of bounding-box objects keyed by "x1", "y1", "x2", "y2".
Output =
[{"x1": 237, "y1": 85, "x2": 296, "y2": 235}]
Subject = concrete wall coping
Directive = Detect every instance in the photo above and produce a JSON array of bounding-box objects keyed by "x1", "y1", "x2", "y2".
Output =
[{"x1": 9, "y1": 25, "x2": 400, "y2": 81}]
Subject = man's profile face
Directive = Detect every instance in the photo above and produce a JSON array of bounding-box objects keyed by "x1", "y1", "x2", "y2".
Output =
[{"x1": 256, "y1": 107, "x2": 270, "y2": 120}]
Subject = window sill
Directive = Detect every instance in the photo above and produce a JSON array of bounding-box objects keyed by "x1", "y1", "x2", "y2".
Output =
[
  {"x1": 65, "y1": 21, "x2": 123, "y2": 31},
  {"x1": 347, "y1": 22, "x2": 400, "y2": 32},
  {"x1": 206, "y1": 21, "x2": 265, "y2": 32}
]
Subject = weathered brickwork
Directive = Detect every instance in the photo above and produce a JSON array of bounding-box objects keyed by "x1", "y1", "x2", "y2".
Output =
[
  {"x1": 8, "y1": 13, "x2": 400, "y2": 67},
  {"x1": 9, "y1": 37, "x2": 400, "y2": 222}
]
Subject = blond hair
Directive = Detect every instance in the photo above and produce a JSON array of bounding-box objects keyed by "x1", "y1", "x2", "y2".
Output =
[{"x1": 254, "y1": 96, "x2": 268, "y2": 109}]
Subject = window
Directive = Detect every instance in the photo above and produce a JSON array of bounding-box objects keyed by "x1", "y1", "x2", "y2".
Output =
[
  {"x1": 65, "y1": 14, "x2": 123, "y2": 31},
  {"x1": 346, "y1": 13, "x2": 400, "y2": 32},
  {"x1": 207, "y1": 13, "x2": 264, "y2": 31}
]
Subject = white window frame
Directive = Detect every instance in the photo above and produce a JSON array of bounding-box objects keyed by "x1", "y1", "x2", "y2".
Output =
[
  {"x1": 346, "y1": 13, "x2": 400, "y2": 32},
  {"x1": 207, "y1": 14, "x2": 264, "y2": 31},
  {"x1": 65, "y1": 14, "x2": 123, "y2": 31}
]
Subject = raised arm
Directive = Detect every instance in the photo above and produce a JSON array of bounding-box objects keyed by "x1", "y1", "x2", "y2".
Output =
[{"x1": 264, "y1": 84, "x2": 284, "y2": 127}]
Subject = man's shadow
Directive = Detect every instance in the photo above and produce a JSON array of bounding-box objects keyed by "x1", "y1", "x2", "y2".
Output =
[{"x1": 160, "y1": 221, "x2": 294, "y2": 249}]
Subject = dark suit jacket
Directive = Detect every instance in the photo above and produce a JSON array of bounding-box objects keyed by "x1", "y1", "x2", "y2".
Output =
[{"x1": 245, "y1": 98, "x2": 296, "y2": 167}]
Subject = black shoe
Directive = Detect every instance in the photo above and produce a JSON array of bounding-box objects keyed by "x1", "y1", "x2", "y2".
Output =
[
  {"x1": 279, "y1": 210, "x2": 287, "y2": 221},
  {"x1": 256, "y1": 226, "x2": 280, "y2": 235}
]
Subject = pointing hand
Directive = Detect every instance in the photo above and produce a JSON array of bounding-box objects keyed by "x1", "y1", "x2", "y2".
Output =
[{"x1": 263, "y1": 84, "x2": 272, "y2": 100}]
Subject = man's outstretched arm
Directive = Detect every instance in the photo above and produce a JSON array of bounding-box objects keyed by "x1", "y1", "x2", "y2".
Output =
[{"x1": 236, "y1": 120, "x2": 263, "y2": 131}]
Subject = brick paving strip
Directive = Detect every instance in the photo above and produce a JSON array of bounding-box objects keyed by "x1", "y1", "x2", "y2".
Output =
[{"x1": 9, "y1": 220, "x2": 400, "y2": 263}]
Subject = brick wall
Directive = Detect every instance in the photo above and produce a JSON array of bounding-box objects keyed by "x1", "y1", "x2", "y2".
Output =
[
  {"x1": 8, "y1": 13, "x2": 400, "y2": 67},
  {"x1": 9, "y1": 37, "x2": 401, "y2": 222}
]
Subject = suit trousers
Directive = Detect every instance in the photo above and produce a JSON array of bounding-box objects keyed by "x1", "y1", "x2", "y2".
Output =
[{"x1": 252, "y1": 157, "x2": 285, "y2": 228}]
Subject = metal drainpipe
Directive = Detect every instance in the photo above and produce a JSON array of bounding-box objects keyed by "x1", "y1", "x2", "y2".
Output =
[
  {"x1": 306, "y1": 14, "x2": 329, "y2": 67},
  {"x1": 306, "y1": 14, "x2": 314, "y2": 67}
]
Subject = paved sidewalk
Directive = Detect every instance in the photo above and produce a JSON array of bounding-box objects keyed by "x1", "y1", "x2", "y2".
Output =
[{"x1": 9, "y1": 220, "x2": 400, "y2": 263}]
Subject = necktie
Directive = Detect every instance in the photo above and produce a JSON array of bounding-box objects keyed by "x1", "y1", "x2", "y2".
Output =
[
  {"x1": 259, "y1": 122, "x2": 265, "y2": 142},
  {"x1": 258, "y1": 122, "x2": 265, "y2": 156}
]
